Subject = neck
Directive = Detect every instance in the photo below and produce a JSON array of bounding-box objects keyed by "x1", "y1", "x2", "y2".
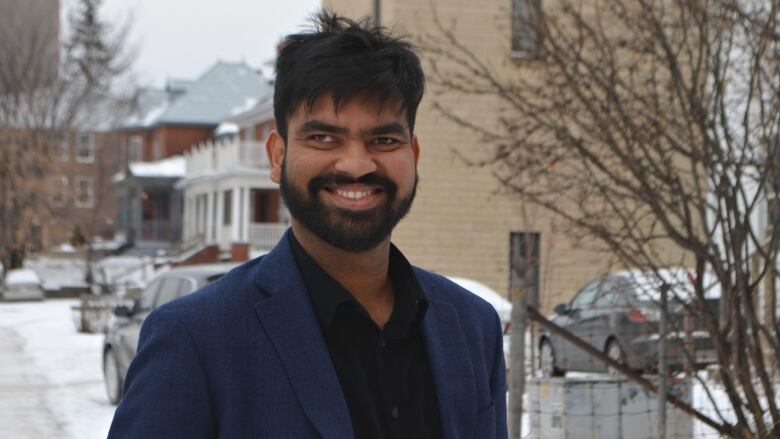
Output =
[{"x1": 291, "y1": 220, "x2": 394, "y2": 324}]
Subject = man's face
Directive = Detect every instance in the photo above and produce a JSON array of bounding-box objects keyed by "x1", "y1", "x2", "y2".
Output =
[{"x1": 268, "y1": 94, "x2": 420, "y2": 252}]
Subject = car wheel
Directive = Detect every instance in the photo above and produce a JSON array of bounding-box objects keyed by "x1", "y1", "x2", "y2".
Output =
[
  {"x1": 539, "y1": 339, "x2": 564, "y2": 377},
  {"x1": 103, "y1": 348, "x2": 123, "y2": 405},
  {"x1": 605, "y1": 338, "x2": 625, "y2": 375}
]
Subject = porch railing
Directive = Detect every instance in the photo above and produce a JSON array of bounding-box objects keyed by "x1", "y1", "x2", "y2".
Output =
[
  {"x1": 248, "y1": 222, "x2": 288, "y2": 249},
  {"x1": 239, "y1": 142, "x2": 269, "y2": 169}
]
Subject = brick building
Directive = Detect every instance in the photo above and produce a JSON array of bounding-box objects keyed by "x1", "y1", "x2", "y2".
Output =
[{"x1": 45, "y1": 129, "x2": 123, "y2": 248}]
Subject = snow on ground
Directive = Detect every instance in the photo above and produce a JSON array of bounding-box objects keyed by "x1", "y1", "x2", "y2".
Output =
[
  {"x1": 24, "y1": 257, "x2": 88, "y2": 291},
  {"x1": 0, "y1": 300, "x2": 115, "y2": 439}
]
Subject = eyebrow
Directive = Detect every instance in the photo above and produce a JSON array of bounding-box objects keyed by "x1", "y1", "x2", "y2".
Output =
[
  {"x1": 296, "y1": 120, "x2": 348, "y2": 136},
  {"x1": 296, "y1": 120, "x2": 410, "y2": 138},
  {"x1": 365, "y1": 123, "x2": 409, "y2": 138}
]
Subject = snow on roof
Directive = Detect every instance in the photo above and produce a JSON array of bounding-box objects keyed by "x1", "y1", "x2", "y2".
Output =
[
  {"x1": 230, "y1": 97, "x2": 259, "y2": 116},
  {"x1": 5, "y1": 268, "x2": 41, "y2": 285},
  {"x1": 215, "y1": 122, "x2": 239, "y2": 136},
  {"x1": 447, "y1": 276, "x2": 512, "y2": 322},
  {"x1": 129, "y1": 156, "x2": 186, "y2": 178}
]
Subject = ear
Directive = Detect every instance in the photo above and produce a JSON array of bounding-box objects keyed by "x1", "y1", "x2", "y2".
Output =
[
  {"x1": 266, "y1": 130, "x2": 285, "y2": 183},
  {"x1": 411, "y1": 135, "x2": 420, "y2": 166}
]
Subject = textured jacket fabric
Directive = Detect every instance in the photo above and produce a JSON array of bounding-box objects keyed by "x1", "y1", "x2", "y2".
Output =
[{"x1": 107, "y1": 230, "x2": 508, "y2": 439}]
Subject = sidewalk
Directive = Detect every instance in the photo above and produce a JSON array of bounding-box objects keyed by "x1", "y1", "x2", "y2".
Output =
[{"x1": 0, "y1": 300, "x2": 116, "y2": 438}]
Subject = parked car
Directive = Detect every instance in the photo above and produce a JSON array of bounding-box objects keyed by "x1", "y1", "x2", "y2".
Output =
[
  {"x1": 538, "y1": 269, "x2": 719, "y2": 377},
  {"x1": 102, "y1": 263, "x2": 237, "y2": 404},
  {"x1": 1, "y1": 268, "x2": 45, "y2": 301},
  {"x1": 447, "y1": 276, "x2": 512, "y2": 360}
]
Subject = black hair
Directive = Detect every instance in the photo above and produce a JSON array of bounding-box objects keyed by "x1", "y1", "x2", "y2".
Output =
[{"x1": 273, "y1": 10, "x2": 425, "y2": 141}]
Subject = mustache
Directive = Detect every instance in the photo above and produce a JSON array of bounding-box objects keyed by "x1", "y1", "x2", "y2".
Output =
[{"x1": 308, "y1": 172, "x2": 398, "y2": 198}]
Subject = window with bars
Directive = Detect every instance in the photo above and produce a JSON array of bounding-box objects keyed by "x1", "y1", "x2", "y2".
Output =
[
  {"x1": 511, "y1": 0, "x2": 542, "y2": 58},
  {"x1": 128, "y1": 135, "x2": 143, "y2": 162},
  {"x1": 75, "y1": 176, "x2": 94, "y2": 208},
  {"x1": 50, "y1": 175, "x2": 68, "y2": 207},
  {"x1": 76, "y1": 133, "x2": 95, "y2": 163},
  {"x1": 56, "y1": 138, "x2": 69, "y2": 162}
]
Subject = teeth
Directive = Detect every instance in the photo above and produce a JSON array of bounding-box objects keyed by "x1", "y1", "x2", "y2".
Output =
[{"x1": 336, "y1": 190, "x2": 372, "y2": 200}]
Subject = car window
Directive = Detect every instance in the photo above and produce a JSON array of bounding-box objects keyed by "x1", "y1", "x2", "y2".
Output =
[
  {"x1": 137, "y1": 279, "x2": 163, "y2": 311},
  {"x1": 570, "y1": 280, "x2": 601, "y2": 310},
  {"x1": 176, "y1": 277, "x2": 197, "y2": 297},
  {"x1": 592, "y1": 278, "x2": 629, "y2": 308},
  {"x1": 154, "y1": 278, "x2": 184, "y2": 308}
]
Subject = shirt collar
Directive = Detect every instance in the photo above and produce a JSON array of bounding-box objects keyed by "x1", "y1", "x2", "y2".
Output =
[{"x1": 288, "y1": 231, "x2": 428, "y2": 337}]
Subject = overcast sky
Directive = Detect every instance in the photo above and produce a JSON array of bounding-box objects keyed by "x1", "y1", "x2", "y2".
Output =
[{"x1": 65, "y1": 0, "x2": 323, "y2": 87}]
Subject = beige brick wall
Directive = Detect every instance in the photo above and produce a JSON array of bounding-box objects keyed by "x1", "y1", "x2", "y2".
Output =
[{"x1": 322, "y1": 0, "x2": 637, "y2": 310}]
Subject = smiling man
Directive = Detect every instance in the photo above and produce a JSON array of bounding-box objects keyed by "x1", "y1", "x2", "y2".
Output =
[{"x1": 108, "y1": 11, "x2": 507, "y2": 439}]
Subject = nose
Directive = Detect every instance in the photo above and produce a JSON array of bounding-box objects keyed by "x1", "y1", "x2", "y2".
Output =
[{"x1": 333, "y1": 141, "x2": 377, "y2": 178}]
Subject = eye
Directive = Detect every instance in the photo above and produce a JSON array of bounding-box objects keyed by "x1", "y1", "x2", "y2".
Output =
[
  {"x1": 371, "y1": 137, "x2": 402, "y2": 150},
  {"x1": 310, "y1": 134, "x2": 335, "y2": 143}
]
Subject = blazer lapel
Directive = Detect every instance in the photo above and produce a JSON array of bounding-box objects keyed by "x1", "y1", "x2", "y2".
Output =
[
  {"x1": 421, "y1": 280, "x2": 478, "y2": 439},
  {"x1": 253, "y1": 231, "x2": 353, "y2": 439}
]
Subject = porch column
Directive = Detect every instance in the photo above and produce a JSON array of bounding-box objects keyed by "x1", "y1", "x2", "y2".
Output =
[
  {"x1": 241, "y1": 187, "x2": 250, "y2": 242},
  {"x1": 231, "y1": 186, "x2": 240, "y2": 242},
  {"x1": 215, "y1": 189, "x2": 224, "y2": 248},
  {"x1": 206, "y1": 190, "x2": 215, "y2": 244}
]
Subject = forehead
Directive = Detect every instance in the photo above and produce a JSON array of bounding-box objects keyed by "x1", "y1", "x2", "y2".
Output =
[{"x1": 289, "y1": 93, "x2": 407, "y2": 127}]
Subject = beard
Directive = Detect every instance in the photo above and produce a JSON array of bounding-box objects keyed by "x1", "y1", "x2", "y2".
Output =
[{"x1": 279, "y1": 164, "x2": 417, "y2": 252}]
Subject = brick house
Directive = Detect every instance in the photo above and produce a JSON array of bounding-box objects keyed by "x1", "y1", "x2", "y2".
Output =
[
  {"x1": 45, "y1": 128, "x2": 123, "y2": 249},
  {"x1": 114, "y1": 61, "x2": 272, "y2": 248}
]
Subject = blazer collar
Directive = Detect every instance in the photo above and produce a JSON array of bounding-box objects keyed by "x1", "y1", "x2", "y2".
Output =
[
  {"x1": 418, "y1": 270, "x2": 479, "y2": 439},
  {"x1": 253, "y1": 230, "x2": 354, "y2": 439}
]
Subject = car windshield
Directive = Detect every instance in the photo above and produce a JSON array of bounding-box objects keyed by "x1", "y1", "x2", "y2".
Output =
[{"x1": 570, "y1": 280, "x2": 601, "y2": 310}]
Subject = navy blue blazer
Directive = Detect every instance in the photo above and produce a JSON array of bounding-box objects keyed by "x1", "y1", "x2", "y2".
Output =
[{"x1": 108, "y1": 231, "x2": 508, "y2": 439}]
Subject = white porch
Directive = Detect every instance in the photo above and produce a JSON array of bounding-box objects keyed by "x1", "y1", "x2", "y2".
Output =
[{"x1": 178, "y1": 139, "x2": 289, "y2": 251}]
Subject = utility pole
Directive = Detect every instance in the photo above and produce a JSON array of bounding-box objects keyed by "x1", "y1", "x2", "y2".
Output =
[
  {"x1": 373, "y1": 0, "x2": 381, "y2": 27},
  {"x1": 658, "y1": 284, "x2": 669, "y2": 439}
]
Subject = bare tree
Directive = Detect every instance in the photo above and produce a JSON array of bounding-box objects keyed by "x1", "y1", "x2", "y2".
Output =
[
  {"x1": 422, "y1": 0, "x2": 780, "y2": 437},
  {"x1": 0, "y1": 0, "x2": 130, "y2": 272}
]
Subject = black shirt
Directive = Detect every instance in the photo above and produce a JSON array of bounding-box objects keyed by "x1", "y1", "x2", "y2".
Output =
[{"x1": 289, "y1": 232, "x2": 443, "y2": 439}]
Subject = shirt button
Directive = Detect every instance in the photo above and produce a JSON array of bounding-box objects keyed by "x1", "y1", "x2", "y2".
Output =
[
  {"x1": 391, "y1": 407, "x2": 400, "y2": 419},
  {"x1": 380, "y1": 340, "x2": 387, "y2": 348}
]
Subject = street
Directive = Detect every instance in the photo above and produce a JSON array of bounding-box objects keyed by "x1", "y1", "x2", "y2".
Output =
[{"x1": 0, "y1": 300, "x2": 115, "y2": 439}]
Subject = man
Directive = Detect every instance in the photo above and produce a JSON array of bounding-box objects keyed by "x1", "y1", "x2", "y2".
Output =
[{"x1": 108, "y1": 11, "x2": 507, "y2": 439}]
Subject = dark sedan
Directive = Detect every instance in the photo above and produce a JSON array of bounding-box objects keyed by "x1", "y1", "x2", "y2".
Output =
[
  {"x1": 102, "y1": 263, "x2": 237, "y2": 404},
  {"x1": 538, "y1": 270, "x2": 719, "y2": 377}
]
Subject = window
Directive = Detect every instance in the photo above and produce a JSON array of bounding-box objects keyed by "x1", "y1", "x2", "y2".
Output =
[
  {"x1": 154, "y1": 278, "x2": 185, "y2": 308},
  {"x1": 76, "y1": 133, "x2": 95, "y2": 163},
  {"x1": 49, "y1": 175, "x2": 68, "y2": 207},
  {"x1": 56, "y1": 138, "x2": 69, "y2": 162},
  {"x1": 75, "y1": 176, "x2": 93, "y2": 208},
  {"x1": 511, "y1": 0, "x2": 542, "y2": 57},
  {"x1": 153, "y1": 135, "x2": 162, "y2": 160},
  {"x1": 128, "y1": 135, "x2": 143, "y2": 162},
  {"x1": 137, "y1": 279, "x2": 163, "y2": 311},
  {"x1": 223, "y1": 190, "x2": 232, "y2": 225},
  {"x1": 570, "y1": 280, "x2": 601, "y2": 310}
]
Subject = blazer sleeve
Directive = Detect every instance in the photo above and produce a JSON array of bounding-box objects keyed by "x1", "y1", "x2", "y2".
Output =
[
  {"x1": 107, "y1": 307, "x2": 215, "y2": 439},
  {"x1": 490, "y1": 310, "x2": 509, "y2": 439}
]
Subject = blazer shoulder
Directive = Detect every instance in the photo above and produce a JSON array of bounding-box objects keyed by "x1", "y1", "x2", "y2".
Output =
[{"x1": 157, "y1": 256, "x2": 266, "y2": 322}]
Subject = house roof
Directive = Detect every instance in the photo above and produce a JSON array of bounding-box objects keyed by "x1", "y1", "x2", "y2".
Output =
[
  {"x1": 129, "y1": 156, "x2": 186, "y2": 178},
  {"x1": 123, "y1": 61, "x2": 272, "y2": 129},
  {"x1": 226, "y1": 94, "x2": 274, "y2": 127},
  {"x1": 113, "y1": 156, "x2": 187, "y2": 183}
]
